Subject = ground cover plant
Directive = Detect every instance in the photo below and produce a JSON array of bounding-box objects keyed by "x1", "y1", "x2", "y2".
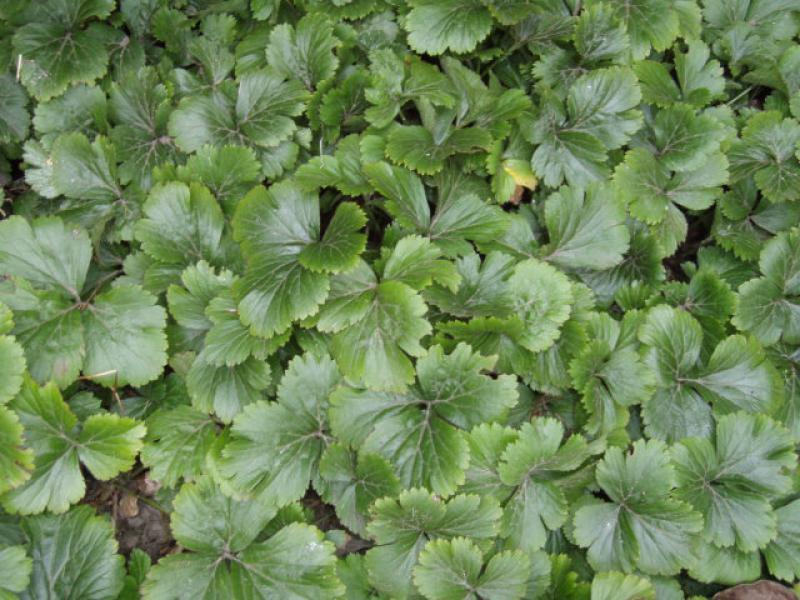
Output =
[{"x1": 1, "y1": 0, "x2": 800, "y2": 598}]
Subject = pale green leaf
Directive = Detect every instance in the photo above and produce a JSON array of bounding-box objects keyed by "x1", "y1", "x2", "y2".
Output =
[
  {"x1": 135, "y1": 182, "x2": 225, "y2": 267},
  {"x1": 266, "y1": 14, "x2": 339, "y2": 89},
  {"x1": 219, "y1": 352, "x2": 341, "y2": 505},
  {"x1": 405, "y1": 0, "x2": 493, "y2": 56},
  {"x1": 140, "y1": 406, "x2": 218, "y2": 488},
  {"x1": 318, "y1": 444, "x2": 401, "y2": 537},
  {"x1": 365, "y1": 489, "x2": 502, "y2": 598},
  {"x1": 764, "y1": 499, "x2": 800, "y2": 582},
  {"x1": 14, "y1": 21, "x2": 112, "y2": 101},
  {"x1": 186, "y1": 353, "x2": 272, "y2": 423},
  {"x1": 673, "y1": 413, "x2": 796, "y2": 552},
  {"x1": 573, "y1": 440, "x2": 703, "y2": 575},
  {"x1": 233, "y1": 181, "x2": 330, "y2": 338},
  {"x1": 20, "y1": 506, "x2": 124, "y2": 600},
  {"x1": 0, "y1": 545, "x2": 32, "y2": 598},
  {"x1": 413, "y1": 538, "x2": 529, "y2": 600},
  {"x1": 543, "y1": 182, "x2": 629, "y2": 270},
  {"x1": 0, "y1": 335, "x2": 26, "y2": 405},
  {"x1": 590, "y1": 572, "x2": 654, "y2": 600},
  {"x1": 0, "y1": 406, "x2": 33, "y2": 496},
  {"x1": 331, "y1": 343, "x2": 516, "y2": 495},
  {"x1": 498, "y1": 418, "x2": 603, "y2": 553},
  {"x1": 141, "y1": 477, "x2": 342, "y2": 599},
  {"x1": 82, "y1": 285, "x2": 167, "y2": 387}
]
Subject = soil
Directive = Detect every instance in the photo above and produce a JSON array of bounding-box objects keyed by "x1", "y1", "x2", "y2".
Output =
[
  {"x1": 714, "y1": 581, "x2": 798, "y2": 600},
  {"x1": 82, "y1": 470, "x2": 174, "y2": 562}
]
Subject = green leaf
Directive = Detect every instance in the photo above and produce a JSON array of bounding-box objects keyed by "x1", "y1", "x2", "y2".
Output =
[
  {"x1": 616, "y1": 149, "x2": 728, "y2": 225},
  {"x1": 542, "y1": 182, "x2": 630, "y2": 270},
  {"x1": 638, "y1": 305, "x2": 711, "y2": 442},
  {"x1": 573, "y1": 439, "x2": 703, "y2": 575},
  {"x1": 77, "y1": 413, "x2": 147, "y2": 479},
  {"x1": 135, "y1": 182, "x2": 225, "y2": 267},
  {"x1": 687, "y1": 543, "x2": 760, "y2": 585},
  {"x1": 0, "y1": 406, "x2": 33, "y2": 496},
  {"x1": 531, "y1": 67, "x2": 642, "y2": 188},
  {"x1": 650, "y1": 104, "x2": 726, "y2": 172},
  {"x1": 733, "y1": 227, "x2": 800, "y2": 345},
  {"x1": 219, "y1": 352, "x2": 341, "y2": 505},
  {"x1": 459, "y1": 422, "x2": 517, "y2": 500},
  {"x1": 498, "y1": 418, "x2": 603, "y2": 553},
  {"x1": 588, "y1": 0, "x2": 679, "y2": 59},
  {"x1": 317, "y1": 68, "x2": 370, "y2": 138},
  {"x1": 427, "y1": 197, "x2": 510, "y2": 260},
  {"x1": 0, "y1": 544, "x2": 32, "y2": 598},
  {"x1": 168, "y1": 476, "x2": 277, "y2": 555},
  {"x1": 295, "y1": 135, "x2": 373, "y2": 197},
  {"x1": 364, "y1": 161, "x2": 431, "y2": 231},
  {"x1": 673, "y1": 412, "x2": 796, "y2": 552},
  {"x1": 570, "y1": 313, "x2": 655, "y2": 435},
  {"x1": 0, "y1": 282, "x2": 85, "y2": 388},
  {"x1": 186, "y1": 353, "x2": 272, "y2": 423},
  {"x1": 13, "y1": 18, "x2": 112, "y2": 101},
  {"x1": 118, "y1": 549, "x2": 151, "y2": 600},
  {"x1": 385, "y1": 124, "x2": 492, "y2": 175},
  {"x1": 507, "y1": 258, "x2": 574, "y2": 353},
  {"x1": 266, "y1": 14, "x2": 339, "y2": 89},
  {"x1": 764, "y1": 499, "x2": 800, "y2": 582},
  {"x1": 0, "y1": 333, "x2": 26, "y2": 405},
  {"x1": 712, "y1": 179, "x2": 800, "y2": 263},
  {"x1": 405, "y1": 0, "x2": 493, "y2": 55},
  {"x1": 0, "y1": 215, "x2": 91, "y2": 299},
  {"x1": 664, "y1": 267, "x2": 737, "y2": 342},
  {"x1": 47, "y1": 132, "x2": 138, "y2": 236},
  {"x1": 425, "y1": 251, "x2": 515, "y2": 319},
  {"x1": 365, "y1": 489, "x2": 502, "y2": 597},
  {"x1": 381, "y1": 235, "x2": 461, "y2": 292},
  {"x1": 141, "y1": 477, "x2": 343, "y2": 599},
  {"x1": 574, "y1": 3, "x2": 630, "y2": 64},
  {"x1": 140, "y1": 406, "x2": 218, "y2": 488},
  {"x1": 167, "y1": 261, "x2": 234, "y2": 334},
  {"x1": 413, "y1": 538, "x2": 529, "y2": 600},
  {"x1": 232, "y1": 181, "x2": 338, "y2": 338},
  {"x1": 318, "y1": 444, "x2": 401, "y2": 537},
  {"x1": 109, "y1": 67, "x2": 176, "y2": 189},
  {"x1": 32, "y1": 82, "x2": 106, "y2": 144},
  {"x1": 546, "y1": 554, "x2": 590, "y2": 600},
  {"x1": 331, "y1": 343, "x2": 517, "y2": 495},
  {"x1": 366, "y1": 161, "x2": 507, "y2": 255},
  {"x1": 1, "y1": 377, "x2": 80, "y2": 515},
  {"x1": 590, "y1": 572, "x2": 654, "y2": 600},
  {"x1": 298, "y1": 202, "x2": 367, "y2": 274},
  {"x1": 21, "y1": 506, "x2": 125, "y2": 600},
  {"x1": 168, "y1": 71, "x2": 308, "y2": 153},
  {"x1": 770, "y1": 343, "x2": 800, "y2": 442},
  {"x1": 318, "y1": 261, "x2": 431, "y2": 390},
  {"x1": 2, "y1": 377, "x2": 144, "y2": 515},
  {"x1": 674, "y1": 40, "x2": 726, "y2": 108},
  {"x1": 0, "y1": 216, "x2": 166, "y2": 385},
  {"x1": 0, "y1": 75, "x2": 30, "y2": 142},
  {"x1": 635, "y1": 60, "x2": 683, "y2": 107},
  {"x1": 177, "y1": 145, "x2": 262, "y2": 214},
  {"x1": 364, "y1": 50, "x2": 455, "y2": 128},
  {"x1": 81, "y1": 285, "x2": 168, "y2": 387},
  {"x1": 729, "y1": 111, "x2": 800, "y2": 203},
  {"x1": 202, "y1": 292, "x2": 289, "y2": 367},
  {"x1": 693, "y1": 335, "x2": 783, "y2": 415},
  {"x1": 0, "y1": 303, "x2": 13, "y2": 335},
  {"x1": 51, "y1": 131, "x2": 121, "y2": 202}
]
